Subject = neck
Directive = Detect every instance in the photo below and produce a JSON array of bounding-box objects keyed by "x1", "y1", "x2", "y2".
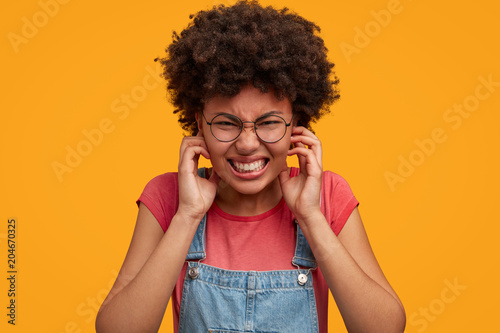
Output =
[{"x1": 215, "y1": 178, "x2": 283, "y2": 216}]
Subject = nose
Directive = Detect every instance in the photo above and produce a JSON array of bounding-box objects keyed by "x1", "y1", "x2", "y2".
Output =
[{"x1": 234, "y1": 123, "x2": 260, "y2": 153}]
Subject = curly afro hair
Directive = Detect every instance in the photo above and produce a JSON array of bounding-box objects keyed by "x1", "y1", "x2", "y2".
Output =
[{"x1": 155, "y1": 0, "x2": 340, "y2": 135}]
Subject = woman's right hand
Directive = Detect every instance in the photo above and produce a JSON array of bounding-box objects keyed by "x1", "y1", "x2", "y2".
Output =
[
  {"x1": 96, "y1": 132, "x2": 219, "y2": 332},
  {"x1": 177, "y1": 130, "x2": 220, "y2": 223}
]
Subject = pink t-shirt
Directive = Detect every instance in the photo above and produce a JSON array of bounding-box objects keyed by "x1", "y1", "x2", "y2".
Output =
[{"x1": 137, "y1": 167, "x2": 358, "y2": 333}]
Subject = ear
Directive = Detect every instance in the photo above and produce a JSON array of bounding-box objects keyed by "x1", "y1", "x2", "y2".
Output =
[
  {"x1": 292, "y1": 114, "x2": 299, "y2": 128},
  {"x1": 195, "y1": 112, "x2": 203, "y2": 132}
]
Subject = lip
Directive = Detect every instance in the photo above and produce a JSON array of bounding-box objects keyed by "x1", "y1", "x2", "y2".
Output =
[
  {"x1": 227, "y1": 157, "x2": 270, "y2": 179},
  {"x1": 228, "y1": 155, "x2": 268, "y2": 163}
]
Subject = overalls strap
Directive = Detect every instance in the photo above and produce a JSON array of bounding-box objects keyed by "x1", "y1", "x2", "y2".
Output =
[
  {"x1": 292, "y1": 193, "x2": 321, "y2": 268},
  {"x1": 292, "y1": 222, "x2": 317, "y2": 268},
  {"x1": 185, "y1": 168, "x2": 208, "y2": 260}
]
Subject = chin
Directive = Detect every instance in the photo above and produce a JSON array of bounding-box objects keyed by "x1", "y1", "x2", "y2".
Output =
[
  {"x1": 216, "y1": 169, "x2": 277, "y2": 196},
  {"x1": 224, "y1": 179, "x2": 275, "y2": 196}
]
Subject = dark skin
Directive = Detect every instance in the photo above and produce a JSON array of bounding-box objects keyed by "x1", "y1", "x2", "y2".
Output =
[{"x1": 96, "y1": 86, "x2": 405, "y2": 333}]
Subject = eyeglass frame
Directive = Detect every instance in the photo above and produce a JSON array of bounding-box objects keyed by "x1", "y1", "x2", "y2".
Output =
[{"x1": 201, "y1": 112, "x2": 294, "y2": 143}]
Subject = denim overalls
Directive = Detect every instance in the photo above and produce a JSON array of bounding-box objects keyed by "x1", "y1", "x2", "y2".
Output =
[{"x1": 178, "y1": 169, "x2": 319, "y2": 333}]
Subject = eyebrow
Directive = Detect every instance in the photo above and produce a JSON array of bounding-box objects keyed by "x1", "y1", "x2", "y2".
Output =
[
  {"x1": 261, "y1": 110, "x2": 283, "y2": 116},
  {"x1": 212, "y1": 110, "x2": 284, "y2": 118}
]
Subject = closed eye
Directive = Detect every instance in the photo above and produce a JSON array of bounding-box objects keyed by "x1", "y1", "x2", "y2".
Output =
[
  {"x1": 213, "y1": 121, "x2": 240, "y2": 127},
  {"x1": 258, "y1": 120, "x2": 281, "y2": 126}
]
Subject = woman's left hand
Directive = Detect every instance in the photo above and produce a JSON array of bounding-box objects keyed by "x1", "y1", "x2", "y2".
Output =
[{"x1": 279, "y1": 126, "x2": 323, "y2": 224}]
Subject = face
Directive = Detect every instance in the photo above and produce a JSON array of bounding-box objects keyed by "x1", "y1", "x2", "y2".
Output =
[{"x1": 198, "y1": 85, "x2": 294, "y2": 196}]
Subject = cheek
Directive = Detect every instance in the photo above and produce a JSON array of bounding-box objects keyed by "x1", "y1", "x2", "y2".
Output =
[
  {"x1": 205, "y1": 141, "x2": 229, "y2": 167},
  {"x1": 269, "y1": 141, "x2": 291, "y2": 161},
  {"x1": 203, "y1": 132, "x2": 220, "y2": 155}
]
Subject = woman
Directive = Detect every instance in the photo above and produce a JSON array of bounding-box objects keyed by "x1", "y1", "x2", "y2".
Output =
[{"x1": 96, "y1": 1, "x2": 406, "y2": 332}]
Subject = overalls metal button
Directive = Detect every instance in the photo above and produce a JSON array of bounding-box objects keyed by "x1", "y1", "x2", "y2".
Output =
[
  {"x1": 189, "y1": 267, "x2": 199, "y2": 279},
  {"x1": 297, "y1": 273, "x2": 308, "y2": 285}
]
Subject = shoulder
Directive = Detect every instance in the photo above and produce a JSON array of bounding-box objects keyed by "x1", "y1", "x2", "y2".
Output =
[
  {"x1": 322, "y1": 170, "x2": 354, "y2": 196},
  {"x1": 143, "y1": 172, "x2": 178, "y2": 191},
  {"x1": 289, "y1": 167, "x2": 354, "y2": 195},
  {"x1": 139, "y1": 172, "x2": 179, "y2": 204},
  {"x1": 137, "y1": 172, "x2": 179, "y2": 232},
  {"x1": 321, "y1": 169, "x2": 359, "y2": 235}
]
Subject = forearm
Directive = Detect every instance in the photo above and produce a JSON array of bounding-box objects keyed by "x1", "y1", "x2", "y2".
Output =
[
  {"x1": 298, "y1": 212, "x2": 405, "y2": 333},
  {"x1": 95, "y1": 213, "x2": 199, "y2": 333}
]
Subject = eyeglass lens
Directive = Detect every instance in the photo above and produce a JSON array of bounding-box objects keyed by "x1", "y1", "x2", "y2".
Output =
[{"x1": 210, "y1": 114, "x2": 288, "y2": 143}]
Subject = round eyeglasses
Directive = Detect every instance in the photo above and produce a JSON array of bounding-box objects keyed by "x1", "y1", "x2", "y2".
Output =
[{"x1": 202, "y1": 113, "x2": 293, "y2": 143}]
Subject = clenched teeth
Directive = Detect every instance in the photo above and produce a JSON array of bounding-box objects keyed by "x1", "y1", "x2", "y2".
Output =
[{"x1": 230, "y1": 159, "x2": 267, "y2": 173}]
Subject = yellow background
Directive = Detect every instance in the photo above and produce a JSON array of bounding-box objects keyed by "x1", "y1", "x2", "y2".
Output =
[{"x1": 1, "y1": 0, "x2": 499, "y2": 332}]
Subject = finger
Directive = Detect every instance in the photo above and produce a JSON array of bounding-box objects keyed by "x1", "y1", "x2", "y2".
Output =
[
  {"x1": 290, "y1": 135, "x2": 322, "y2": 167},
  {"x1": 290, "y1": 135, "x2": 320, "y2": 147},
  {"x1": 179, "y1": 136, "x2": 209, "y2": 163},
  {"x1": 180, "y1": 136, "x2": 208, "y2": 148},
  {"x1": 292, "y1": 141, "x2": 307, "y2": 170},
  {"x1": 278, "y1": 160, "x2": 290, "y2": 185},
  {"x1": 290, "y1": 135, "x2": 321, "y2": 153},
  {"x1": 178, "y1": 145, "x2": 211, "y2": 173},
  {"x1": 288, "y1": 146, "x2": 318, "y2": 159},
  {"x1": 291, "y1": 126, "x2": 318, "y2": 138},
  {"x1": 288, "y1": 146, "x2": 322, "y2": 177},
  {"x1": 291, "y1": 128, "x2": 322, "y2": 167}
]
